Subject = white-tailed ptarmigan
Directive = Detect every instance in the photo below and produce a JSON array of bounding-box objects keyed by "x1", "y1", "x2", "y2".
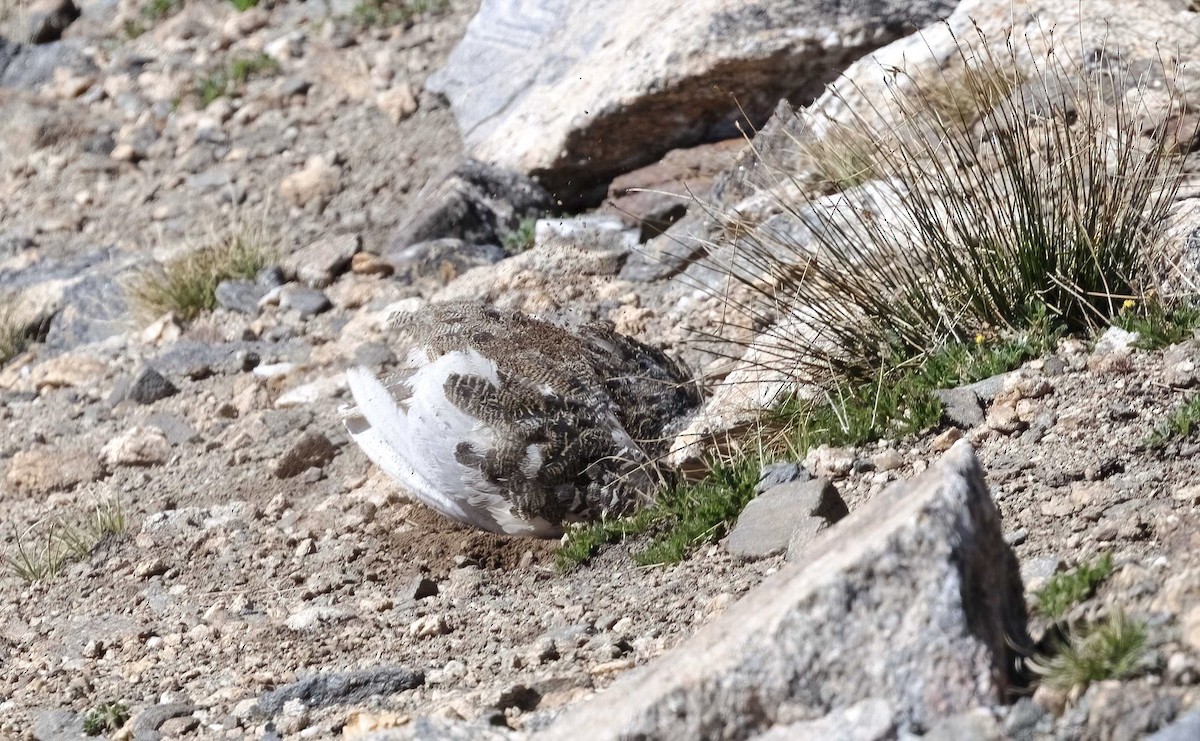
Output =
[{"x1": 343, "y1": 303, "x2": 702, "y2": 537}]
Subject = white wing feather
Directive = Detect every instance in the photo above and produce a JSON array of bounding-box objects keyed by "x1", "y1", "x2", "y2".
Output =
[{"x1": 344, "y1": 354, "x2": 560, "y2": 537}]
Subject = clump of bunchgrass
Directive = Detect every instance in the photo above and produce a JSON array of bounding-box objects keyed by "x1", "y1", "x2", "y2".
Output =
[
  {"x1": 702, "y1": 26, "x2": 1192, "y2": 392},
  {"x1": 1034, "y1": 553, "x2": 1114, "y2": 621},
  {"x1": 1030, "y1": 611, "x2": 1148, "y2": 692},
  {"x1": 557, "y1": 458, "x2": 760, "y2": 570},
  {"x1": 229, "y1": 0, "x2": 259, "y2": 11},
  {"x1": 82, "y1": 701, "x2": 130, "y2": 736},
  {"x1": 5, "y1": 498, "x2": 128, "y2": 583},
  {"x1": 1147, "y1": 394, "x2": 1200, "y2": 449},
  {"x1": 127, "y1": 232, "x2": 274, "y2": 322},
  {"x1": 0, "y1": 301, "x2": 32, "y2": 366}
]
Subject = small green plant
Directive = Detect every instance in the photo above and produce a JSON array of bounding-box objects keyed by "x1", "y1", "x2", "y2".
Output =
[
  {"x1": 1034, "y1": 553, "x2": 1114, "y2": 621},
  {"x1": 773, "y1": 332, "x2": 1049, "y2": 457},
  {"x1": 558, "y1": 459, "x2": 760, "y2": 569},
  {"x1": 229, "y1": 0, "x2": 259, "y2": 10},
  {"x1": 5, "y1": 499, "x2": 128, "y2": 583},
  {"x1": 352, "y1": 0, "x2": 447, "y2": 26},
  {"x1": 194, "y1": 53, "x2": 280, "y2": 106},
  {"x1": 82, "y1": 701, "x2": 130, "y2": 736},
  {"x1": 1147, "y1": 395, "x2": 1200, "y2": 449},
  {"x1": 1117, "y1": 300, "x2": 1200, "y2": 350},
  {"x1": 142, "y1": 0, "x2": 181, "y2": 21},
  {"x1": 196, "y1": 72, "x2": 229, "y2": 107},
  {"x1": 501, "y1": 218, "x2": 538, "y2": 255},
  {"x1": 229, "y1": 53, "x2": 279, "y2": 85},
  {"x1": 1030, "y1": 611, "x2": 1147, "y2": 692},
  {"x1": 127, "y1": 233, "x2": 274, "y2": 322}
]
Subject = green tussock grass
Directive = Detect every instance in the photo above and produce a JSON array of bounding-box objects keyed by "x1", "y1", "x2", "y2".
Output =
[
  {"x1": 229, "y1": 0, "x2": 259, "y2": 11},
  {"x1": 1034, "y1": 553, "x2": 1114, "y2": 621},
  {"x1": 195, "y1": 53, "x2": 280, "y2": 107},
  {"x1": 5, "y1": 499, "x2": 128, "y2": 583},
  {"x1": 1031, "y1": 611, "x2": 1147, "y2": 692},
  {"x1": 557, "y1": 460, "x2": 760, "y2": 570},
  {"x1": 126, "y1": 233, "x2": 274, "y2": 322},
  {"x1": 501, "y1": 217, "x2": 538, "y2": 255},
  {"x1": 83, "y1": 701, "x2": 130, "y2": 736},
  {"x1": 1147, "y1": 394, "x2": 1200, "y2": 449},
  {"x1": 351, "y1": 0, "x2": 448, "y2": 27}
]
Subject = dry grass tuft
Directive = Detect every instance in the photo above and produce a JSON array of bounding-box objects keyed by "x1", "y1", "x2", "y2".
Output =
[{"x1": 127, "y1": 231, "x2": 275, "y2": 323}]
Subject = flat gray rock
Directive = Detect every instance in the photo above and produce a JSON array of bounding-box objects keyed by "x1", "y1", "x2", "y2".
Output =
[
  {"x1": 935, "y1": 387, "x2": 985, "y2": 429},
  {"x1": 284, "y1": 234, "x2": 361, "y2": 288},
  {"x1": 429, "y1": 0, "x2": 955, "y2": 203},
  {"x1": 1146, "y1": 709, "x2": 1200, "y2": 741},
  {"x1": 540, "y1": 441, "x2": 1028, "y2": 739},
  {"x1": 257, "y1": 666, "x2": 424, "y2": 716},
  {"x1": 726, "y1": 478, "x2": 846, "y2": 560},
  {"x1": 750, "y1": 699, "x2": 895, "y2": 741},
  {"x1": 215, "y1": 279, "x2": 267, "y2": 315}
]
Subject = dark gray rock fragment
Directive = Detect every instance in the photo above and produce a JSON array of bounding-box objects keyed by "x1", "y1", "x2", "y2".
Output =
[
  {"x1": 386, "y1": 158, "x2": 550, "y2": 253},
  {"x1": 127, "y1": 367, "x2": 178, "y2": 405},
  {"x1": 26, "y1": 0, "x2": 81, "y2": 45},
  {"x1": 277, "y1": 285, "x2": 332, "y2": 317},
  {"x1": 935, "y1": 387, "x2": 985, "y2": 429},
  {"x1": 1147, "y1": 709, "x2": 1200, "y2": 741},
  {"x1": 727, "y1": 478, "x2": 847, "y2": 560},
  {"x1": 256, "y1": 666, "x2": 424, "y2": 716},
  {"x1": 754, "y1": 461, "x2": 811, "y2": 493}
]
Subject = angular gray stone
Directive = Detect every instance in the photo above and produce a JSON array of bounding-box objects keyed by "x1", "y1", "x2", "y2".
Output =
[
  {"x1": 1164, "y1": 341, "x2": 1199, "y2": 388},
  {"x1": 1147, "y1": 709, "x2": 1200, "y2": 741},
  {"x1": 429, "y1": 0, "x2": 954, "y2": 204},
  {"x1": 284, "y1": 234, "x2": 362, "y2": 288},
  {"x1": 31, "y1": 708, "x2": 86, "y2": 741},
  {"x1": 540, "y1": 441, "x2": 1029, "y2": 739},
  {"x1": 755, "y1": 461, "x2": 812, "y2": 493},
  {"x1": 127, "y1": 367, "x2": 178, "y2": 405},
  {"x1": 257, "y1": 666, "x2": 424, "y2": 716},
  {"x1": 388, "y1": 238, "x2": 505, "y2": 289},
  {"x1": 934, "y1": 388, "x2": 985, "y2": 429},
  {"x1": 215, "y1": 279, "x2": 267, "y2": 315},
  {"x1": 386, "y1": 158, "x2": 550, "y2": 253},
  {"x1": 276, "y1": 285, "x2": 332, "y2": 317},
  {"x1": 921, "y1": 709, "x2": 1003, "y2": 741},
  {"x1": 619, "y1": 213, "x2": 711, "y2": 282},
  {"x1": 750, "y1": 699, "x2": 895, "y2": 741},
  {"x1": 725, "y1": 479, "x2": 846, "y2": 560},
  {"x1": 0, "y1": 39, "x2": 95, "y2": 91},
  {"x1": 145, "y1": 412, "x2": 201, "y2": 446}
]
